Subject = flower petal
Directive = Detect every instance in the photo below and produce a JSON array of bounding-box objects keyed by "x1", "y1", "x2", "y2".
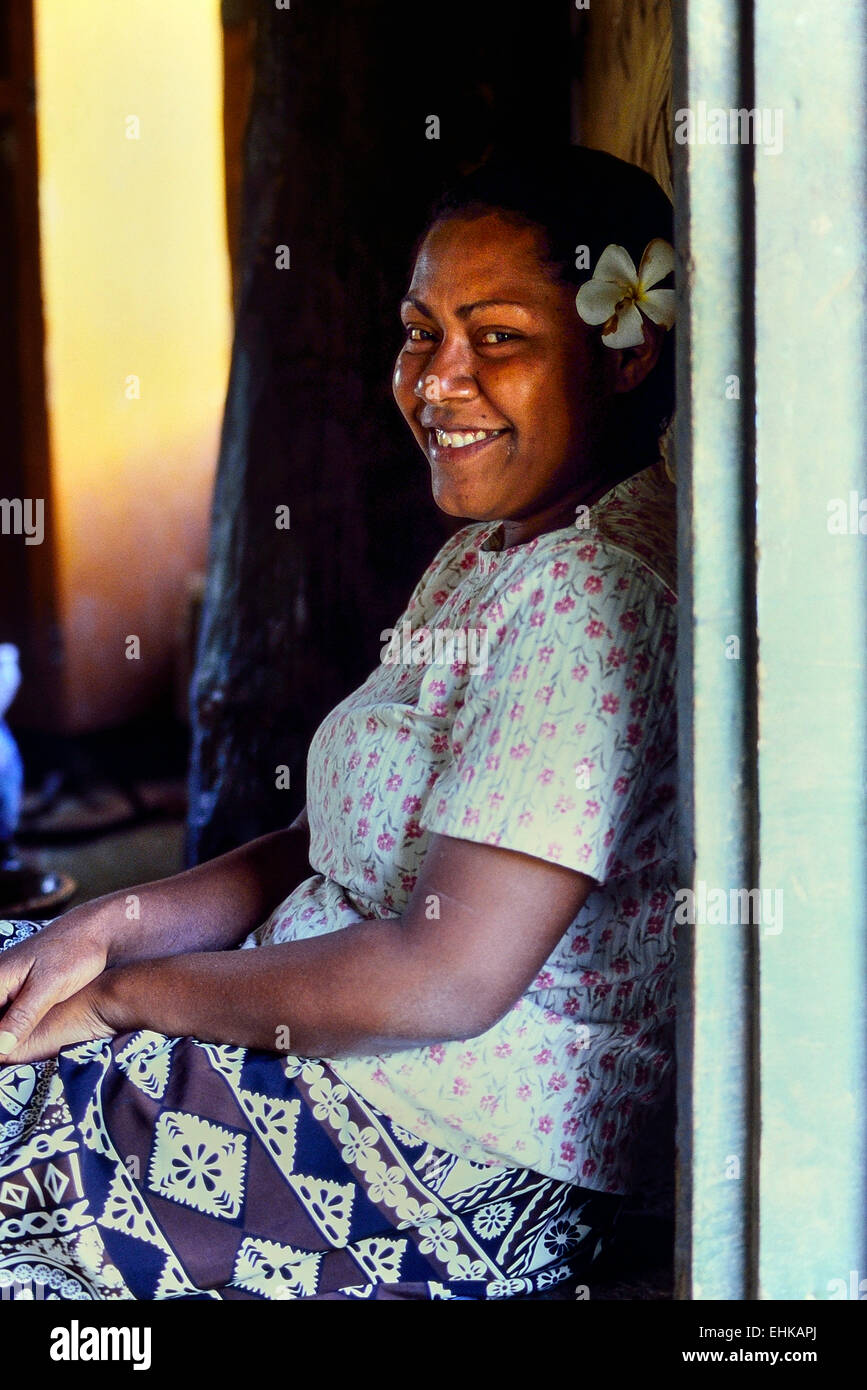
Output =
[
  {"x1": 601, "y1": 302, "x2": 646, "y2": 350},
  {"x1": 637, "y1": 237, "x2": 675, "y2": 292},
  {"x1": 640, "y1": 287, "x2": 677, "y2": 329},
  {"x1": 575, "y1": 279, "x2": 622, "y2": 326},
  {"x1": 592, "y1": 244, "x2": 638, "y2": 288}
]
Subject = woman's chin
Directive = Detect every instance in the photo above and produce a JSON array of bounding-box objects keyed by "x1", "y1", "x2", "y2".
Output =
[{"x1": 430, "y1": 481, "x2": 500, "y2": 522}]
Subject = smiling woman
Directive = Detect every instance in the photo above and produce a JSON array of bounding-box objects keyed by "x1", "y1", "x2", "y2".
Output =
[
  {"x1": 397, "y1": 146, "x2": 675, "y2": 544},
  {"x1": 0, "y1": 146, "x2": 678, "y2": 1302}
]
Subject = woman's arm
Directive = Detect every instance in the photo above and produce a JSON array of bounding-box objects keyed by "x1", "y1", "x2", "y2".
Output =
[
  {"x1": 10, "y1": 830, "x2": 596, "y2": 1063},
  {"x1": 99, "y1": 806, "x2": 312, "y2": 964}
]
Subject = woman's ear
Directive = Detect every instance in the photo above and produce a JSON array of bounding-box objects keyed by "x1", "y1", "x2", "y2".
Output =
[{"x1": 610, "y1": 319, "x2": 667, "y2": 395}]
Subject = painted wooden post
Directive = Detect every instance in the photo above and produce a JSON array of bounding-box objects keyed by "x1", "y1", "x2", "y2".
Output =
[
  {"x1": 675, "y1": 0, "x2": 867, "y2": 1299},
  {"x1": 672, "y1": 0, "x2": 759, "y2": 1301},
  {"x1": 753, "y1": 0, "x2": 867, "y2": 1300}
]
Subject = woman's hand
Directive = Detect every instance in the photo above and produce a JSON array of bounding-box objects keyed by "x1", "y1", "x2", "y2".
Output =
[
  {"x1": 0, "y1": 904, "x2": 113, "y2": 1060},
  {"x1": 0, "y1": 979, "x2": 116, "y2": 1064},
  {"x1": 0, "y1": 809, "x2": 314, "y2": 1062}
]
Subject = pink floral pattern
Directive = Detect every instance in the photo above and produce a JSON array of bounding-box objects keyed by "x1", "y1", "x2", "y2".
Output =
[{"x1": 243, "y1": 463, "x2": 678, "y2": 1194}]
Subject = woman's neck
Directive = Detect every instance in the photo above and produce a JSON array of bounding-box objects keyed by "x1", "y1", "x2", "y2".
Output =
[{"x1": 499, "y1": 463, "x2": 631, "y2": 549}]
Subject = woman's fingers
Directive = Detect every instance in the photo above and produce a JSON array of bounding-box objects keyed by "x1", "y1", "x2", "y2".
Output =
[
  {"x1": 0, "y1": 945, "x2": 36, "y2": 1034},
  {"x1": 0, "y1": 948, "x2": 35, "y2": 1015},
  {"x1": 0, "y1": 962, "x2": 80, "y2": 1057},
  {"x1": 2, "y1": 986, "x2": 114, "y2": 1064},
  {"x1": 0, "y1": 929, "x2": 110, "y2": 1060},
  {"x1": 0, "y1": 971, "x2": 49, "y2": 1056}
]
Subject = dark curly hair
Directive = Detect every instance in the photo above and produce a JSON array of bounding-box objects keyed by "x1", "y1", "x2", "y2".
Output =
[{"x1": 421, "y1": 145, "x2": 675, "y2": 477}]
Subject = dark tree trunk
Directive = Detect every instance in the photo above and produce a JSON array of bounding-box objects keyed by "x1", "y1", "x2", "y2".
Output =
[{"x1": 187, "y1": 0, "x2": 574, "y2": 864}]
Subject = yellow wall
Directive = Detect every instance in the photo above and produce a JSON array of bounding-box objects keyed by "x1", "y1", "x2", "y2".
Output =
[{"x1": 34, "y1": 0, "x2": 231, "y2": 730}]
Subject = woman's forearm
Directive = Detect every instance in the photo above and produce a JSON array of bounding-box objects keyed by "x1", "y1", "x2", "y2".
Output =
[
  {"x1": 93, "y1": 914, "x2": 488, "y2": 1056},
  {"x1": 87, "y1": 814, "x2": 312, "y2": 965},
  {"x1": 11, "y1": 832, "x2": 593, "y2": 1065}
]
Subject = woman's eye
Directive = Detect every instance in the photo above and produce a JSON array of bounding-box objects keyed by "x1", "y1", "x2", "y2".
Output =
[
  {"x1": 479, "y1": 330, "x2": 520, "y2": 345},
  {"x1": 403, "y1": 325, "x2": 436, "y2": 345}
]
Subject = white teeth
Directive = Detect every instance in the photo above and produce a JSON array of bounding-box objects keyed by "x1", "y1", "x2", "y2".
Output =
[{"x1": 434, "y1": 428, "x2": 500, "y2": 448}]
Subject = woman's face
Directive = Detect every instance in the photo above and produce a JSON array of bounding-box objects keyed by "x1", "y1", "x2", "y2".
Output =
[{"x1": 393, "y1": 212, "x2": 613, "y2": 536}]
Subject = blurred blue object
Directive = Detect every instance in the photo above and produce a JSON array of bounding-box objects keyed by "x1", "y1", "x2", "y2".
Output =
[{"x1": 0, "y1": 646, "x2": 23, "y2": 854}]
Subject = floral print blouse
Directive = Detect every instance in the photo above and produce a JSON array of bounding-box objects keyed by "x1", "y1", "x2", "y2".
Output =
[{"x1": 242, "y1": 462, "x2": 678, "y2": 1195}]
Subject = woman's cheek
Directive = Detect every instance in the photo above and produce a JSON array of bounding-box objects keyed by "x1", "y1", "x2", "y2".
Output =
[{"x1": 393, "y1": 353, "x2": 419, "y2": 415}]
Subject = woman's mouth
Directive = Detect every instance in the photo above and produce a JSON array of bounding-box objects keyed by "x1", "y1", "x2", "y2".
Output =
[{"x1": 428, "y1": 427, "x2": 510, "y2": 458}]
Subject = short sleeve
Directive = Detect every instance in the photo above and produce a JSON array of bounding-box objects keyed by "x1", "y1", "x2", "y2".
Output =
[{"x1": 418, "y1": 539, "x2": 677, "y2": 881}]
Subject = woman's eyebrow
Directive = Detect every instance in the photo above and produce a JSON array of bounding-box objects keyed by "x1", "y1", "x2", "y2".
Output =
[
  {"x1": 457, "y1": 298, "x2": 532, "y2": 318},
  {"x1": 400, "y1": 295, "x2": 433, "y2": 317},
  {"x1": 400, "y1": 295, "x2": 533, "y2": 318}
]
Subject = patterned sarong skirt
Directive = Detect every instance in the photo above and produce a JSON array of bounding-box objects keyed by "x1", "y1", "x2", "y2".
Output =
[{"x1": 0, "y1": 919, "x2": 622, "y2": 1300}]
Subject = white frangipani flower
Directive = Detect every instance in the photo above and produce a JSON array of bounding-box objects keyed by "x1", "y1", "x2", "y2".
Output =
[{"x1": 575, "y1": 238, "x2": 676, "y2": 349}]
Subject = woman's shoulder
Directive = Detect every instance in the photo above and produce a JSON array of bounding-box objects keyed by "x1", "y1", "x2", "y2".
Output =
[
  {"x1": 585, "y1": 459, "x2": 678, "y2": 599},
  {"x1": 501, "y1": 462, "x2": 677, "y2": 607}
]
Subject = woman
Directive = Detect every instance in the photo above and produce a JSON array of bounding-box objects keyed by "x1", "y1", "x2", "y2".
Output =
[{"x1": 0, "y1": 146, "x2": 677, "y2": 1301}]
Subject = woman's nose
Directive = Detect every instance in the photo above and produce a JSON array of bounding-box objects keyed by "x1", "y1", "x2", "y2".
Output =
[{"x1": 413, "y1": 340, "x2": 477, "y2": 402}]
